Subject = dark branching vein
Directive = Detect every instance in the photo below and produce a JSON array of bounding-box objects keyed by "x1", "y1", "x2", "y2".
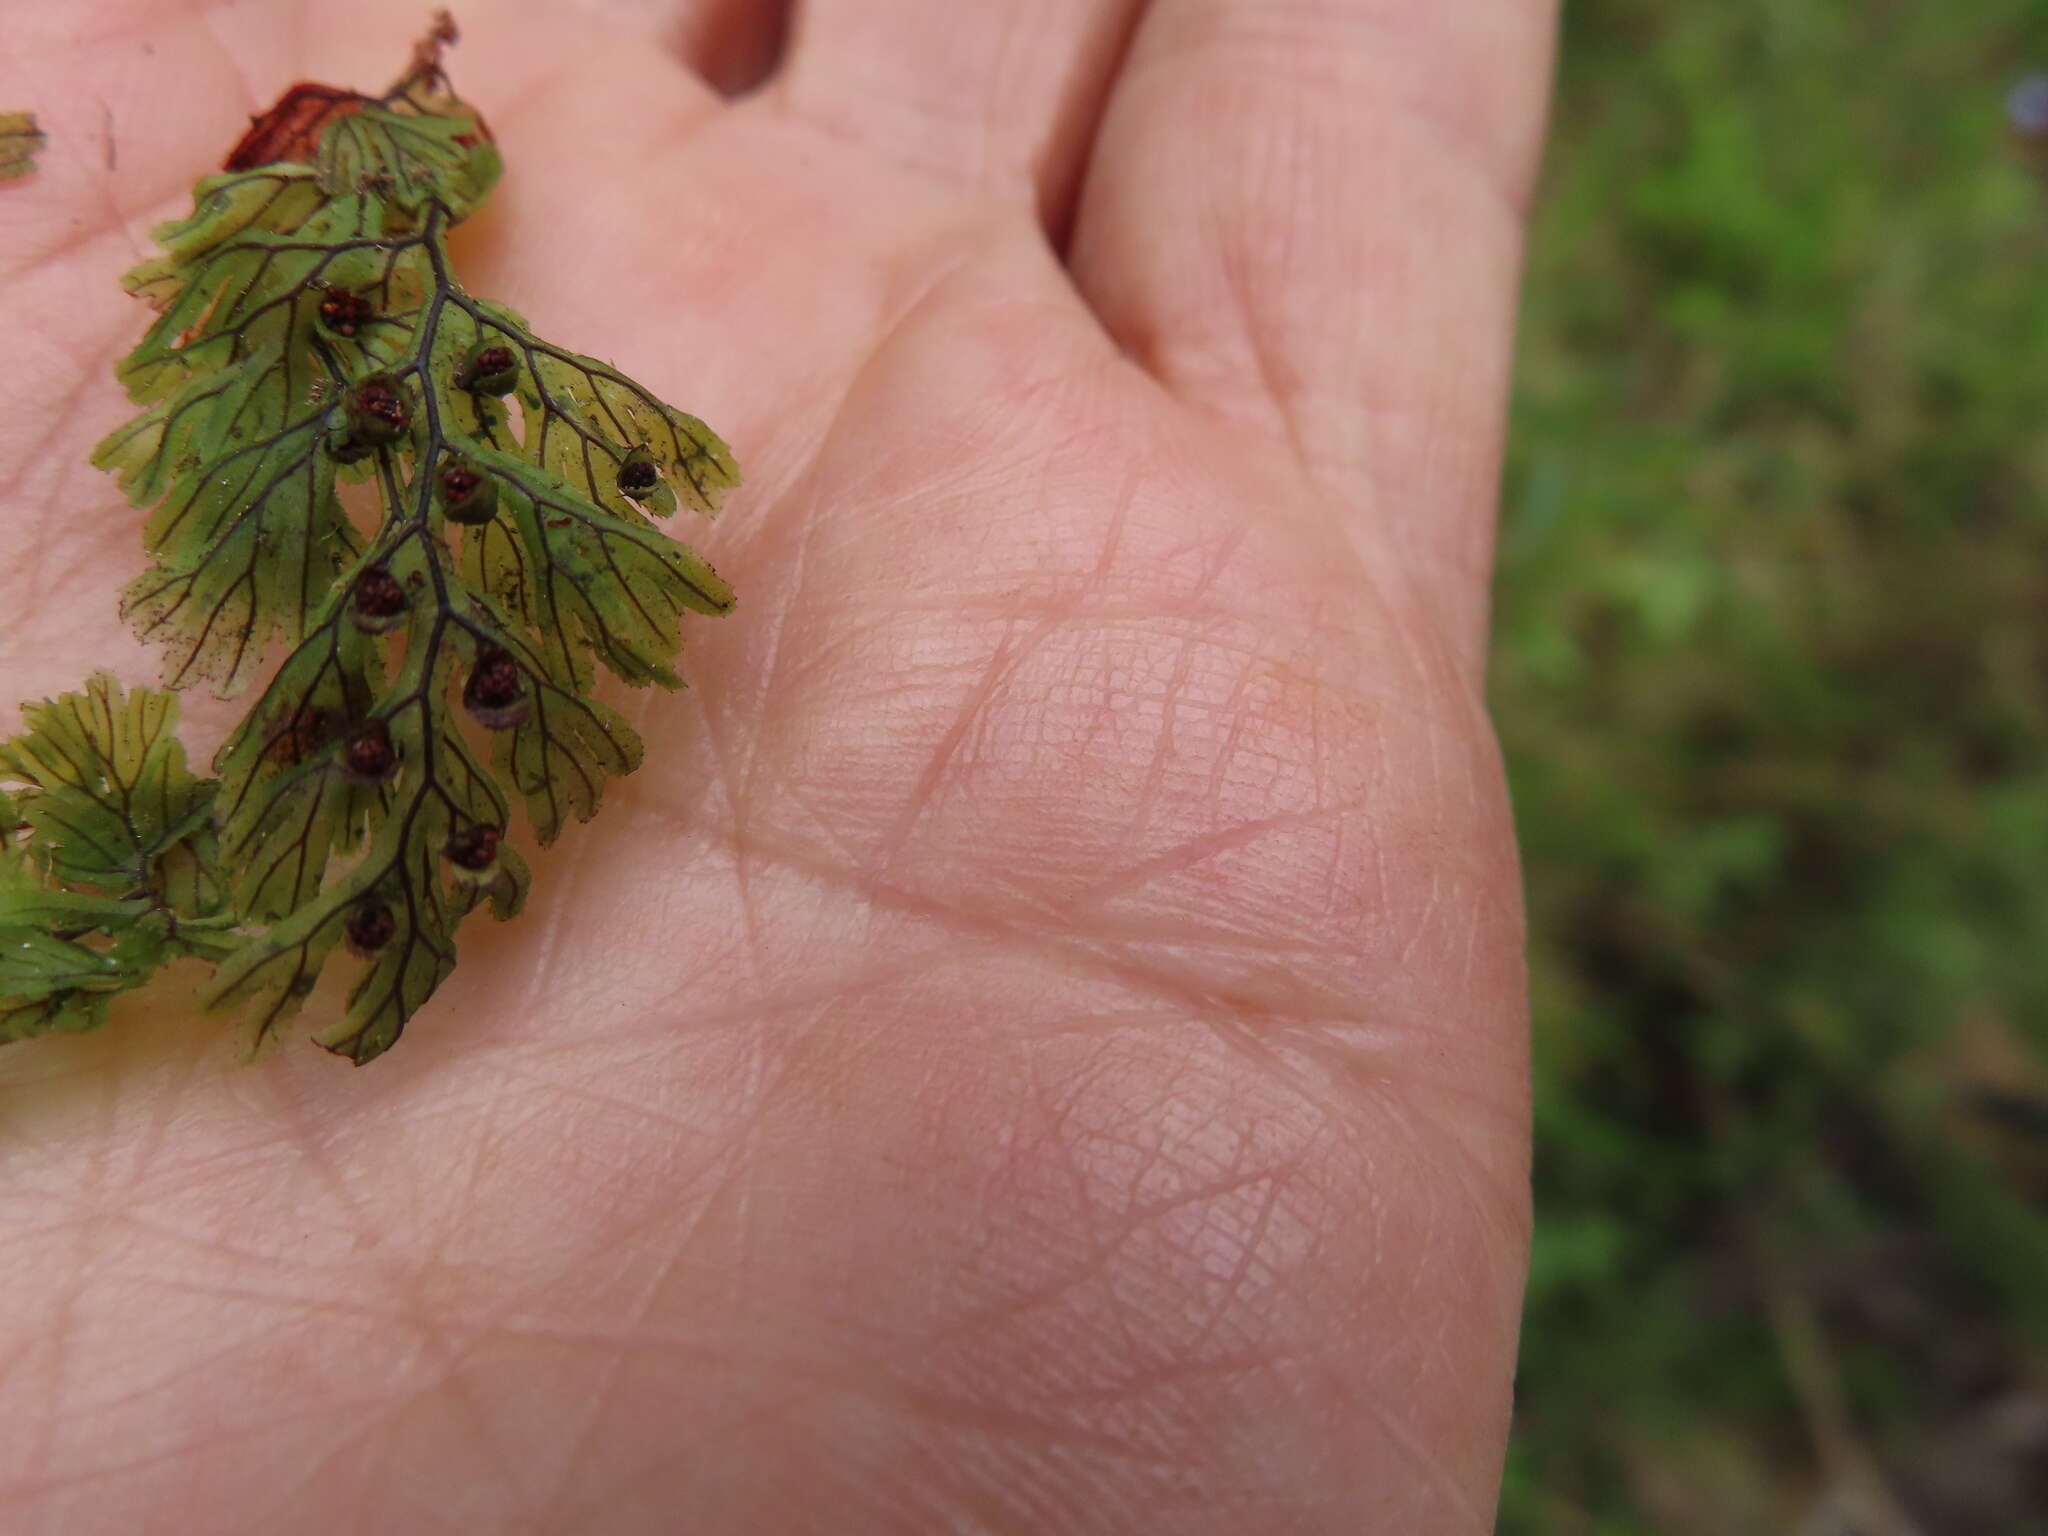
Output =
[{"x1": 3, "y1": 33, "x2": 736, "y2": 1061}]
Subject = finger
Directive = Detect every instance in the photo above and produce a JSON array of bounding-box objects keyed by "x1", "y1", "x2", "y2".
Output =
[
  {"x1": 576, "y1": 0, "x2": 793, "y2": 95},
  {"x1": 1067, "y1": 0, "x2": 1559, "y2": 667},
  {"x1": 778, "y1": 0, "x2": 1146, "y2": 231},
  {"x1": 669, "y1": 0, "x2": 792, "y2": 96}
]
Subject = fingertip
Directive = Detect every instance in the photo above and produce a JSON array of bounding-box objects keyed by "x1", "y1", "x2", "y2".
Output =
[{"x1": 669, "y1": 0, "x2": 792, "y2": 97}]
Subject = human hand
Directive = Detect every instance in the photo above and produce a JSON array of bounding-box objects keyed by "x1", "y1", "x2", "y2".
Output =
[{"x1": 0, "y1": 1, "x2": 1554, "y2": 1529}]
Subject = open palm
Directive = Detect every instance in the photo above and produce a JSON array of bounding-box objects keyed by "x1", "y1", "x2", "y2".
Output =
[{"x1": 0, "y1": 1, "x2": 1553, "y2": 1530}]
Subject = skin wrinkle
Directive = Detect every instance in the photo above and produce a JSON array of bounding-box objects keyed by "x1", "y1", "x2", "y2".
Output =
[
  {"x1": 614, "y1": 1089, "x2": 1302, "y2": 1531},
  {"x1": 527, "y1": 1223, "x2": 714, "y2": 1525},
  {"x1": 17, "y1": 1294, "x2": 479, "y2": 1482},
  {"x1": 880, "y1": 607, "x2": 1089, "y2": 868},
  {"x1": 880, "y1": 1122, "x2": 1343, "y2": 1531},
  {"x1": 217, "y1": 1113, "x2": 526, "y2": 1506},
  {"x1": 53, "y1": 1291, "x2": 341, "y2": 1426},
  {"x1": 854, "y1": 608, "x2": 1395, "y2": 906},
  {"x1": 273, "y1": 1409, "x2": 433, "y2": 1532},
  {"x1": 984, "y1": 1055, "x2": 1318, "y2": 1340},
  {"x1": 1067, "y1": 6, "x2": 1553, "y2": 685},
  {"x1": 20, "y1": 1084, "x2": 129, "y2": 1491},
  {"x1": 1142, "y1": 2, "x2": 1541, "y2": 224},
  {"x1": 704, "y1": 493, "x2": 1425, "y2": 974},
  {"x1": 150, "y1": 1267, "x2": 521, "y2": 1506},
  {"x1": 0, "y1": 318, "x2": 121, "y2": 505},
  {"x1": 0, "y1": 136, "x2": 160, "y2": 286},
  {"x1": 1069, "y1": 804, "x2": 1352, "y2": 908},
  {"x1": 729, "y1": 229, "x2": 988, "y2": 802},
  {"x1": 13, "y1": 1341, "x2": 429, "y2": 1496},
  {"x1": 693, "y1": 630, "x2": 776, "y2": 985},
  {"x1": 779, "y1": 0, "x2": 1150, "y2": 229},
  {"x1": 1120, "y1": 604, "x2": 1212, "y2": 851},
  {"x1": 1194, "y1": 613, "x2": 1280, "y2": 827},
  {"x1": 611, "y1": 1392, "x2": 940, "y2": 1534},
  {"x1": 713, "y1": 829, "x2": 1384, "y2": 1051}
]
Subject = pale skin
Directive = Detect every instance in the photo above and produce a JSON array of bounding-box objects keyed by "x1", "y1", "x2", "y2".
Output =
[{"x1": 0, "y1": 0, "x2": 1555, "y2": 1530}]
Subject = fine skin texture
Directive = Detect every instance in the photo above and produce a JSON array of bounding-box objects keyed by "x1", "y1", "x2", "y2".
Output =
[{"x1": 0, "y1": 1, "x2": 1555, "y2": 1530}]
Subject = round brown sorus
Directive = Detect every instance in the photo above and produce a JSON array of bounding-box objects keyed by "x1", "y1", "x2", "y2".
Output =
[
  {"x1": 436, "y1": 453, "x2": 498, "y2": 525},
  {"x1": 348, "y1": 565, "x2": 408, "y2": 633},
  {"x1": 616, "y1": 448, "x2": 661, "y2": 498},
  {"x1": 318, "y1": 286, "x2": 374, "y2": 338},
  {"x1": 455, "y1": 342, "x2": 518, "y2": 395},
  {"x1": 344, "y1": 901, "x2": 397, "y2": 957},
  {"x1": 444, "y1": 823, "x2": 502, "y2": 872},
  {"x1": 463, "y1": 645, "x2": 529, "y2": 729},
  {"x1": 342, "y1": 373, "x2": 408, "y2": 446},
  {"x1": 340, "y1": 718, "x2": 398, "y2": 784}
]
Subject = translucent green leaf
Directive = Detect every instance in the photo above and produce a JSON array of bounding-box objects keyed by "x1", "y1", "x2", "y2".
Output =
[
  {"x1": 122, "y1": 168, "x2": 326, "y2": 310},
  {"x1": 316, "y1": 104, "x2": 500, "y2": 217},
  {"x1": 0, "y1": 674, "x2": 222, "y2": 911},
  {"x1": 104, "y1": 372, "x2": 363, "y2": 696},
  {"x1": 463, "y1": 613, "x2": 645, "y2": 845},
  {"x1": 0, "y1": 112, "x2": 44, "y2": 180},
  {"x1": 459, "y1": 439, "x2": 733, "y2": 691},
  {"x1": 0, "y1": 858, "x2": 151, "y2": 934},
  {"x1": 503, "y1": 319, "x2": 741, "y2": 518},
  {"x1": 212, "y1": 616, "x2": 388, "y2": 921},
  {"x1": 71, "y1": 31, "x2": 736, "y2": 1061},
  {"x1": 111, "y1": 192, "x2": 419, "y2": 406},
  {"x1": 0, "y1": 938, "x2": 123, "y2": 1041},
  {"x1": 0, "y1": 679, "x2": 233, "y2": 1044}
]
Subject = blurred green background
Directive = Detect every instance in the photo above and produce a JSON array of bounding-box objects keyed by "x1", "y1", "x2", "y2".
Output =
[{"x1": 1495, "y1": 2, "x2": 2048, "y2": 1530}]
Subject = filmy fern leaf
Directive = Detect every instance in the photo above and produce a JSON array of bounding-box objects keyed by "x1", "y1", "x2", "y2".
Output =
[
  {"x1": 0, "y1": 676, "x2": 236, "y2": 1041},
  {"x1": 3, "y1": 21, "x2": 738, "y2": 1063}
]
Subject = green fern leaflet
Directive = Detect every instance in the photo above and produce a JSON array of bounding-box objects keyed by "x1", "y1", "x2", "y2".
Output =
[
  {"x1": 0, "y1": 675, "x2": 236, "y2": 1041},
  {"x1": 2, "y1": 28, "x2": 737, "y2": 1063}
]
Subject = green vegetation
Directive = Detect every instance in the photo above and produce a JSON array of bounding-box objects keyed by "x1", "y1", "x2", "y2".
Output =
[
  {"x1": 0, "y1": 35, "x2": 736, "y2": 1065},
  {"x1": 1497, "y1": 3, "x2": 2048, "y2": 1529}
]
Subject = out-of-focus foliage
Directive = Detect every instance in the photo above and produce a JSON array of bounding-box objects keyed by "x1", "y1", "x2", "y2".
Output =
[{"x1": 1497, "y1": 1, "x2": 2048, "y2": 1530}]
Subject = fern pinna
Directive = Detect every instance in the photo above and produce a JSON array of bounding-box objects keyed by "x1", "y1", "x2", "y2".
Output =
[{"x1": 0, "y1": 22, "x2": 737, "y2": 1063}]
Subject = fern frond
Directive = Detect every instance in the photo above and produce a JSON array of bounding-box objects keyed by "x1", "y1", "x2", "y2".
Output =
[
  {"x1": 0, "y1": 676, "x2": 237, "y2": 1042},
  {"x1": 48, "y1": 24, "x2": 740, "y2": 1062}
]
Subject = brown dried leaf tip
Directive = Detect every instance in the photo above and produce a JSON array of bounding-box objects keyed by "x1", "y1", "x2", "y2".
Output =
[{"x1": 224, "y1": 84, "x2": 370, "y2": 171}]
